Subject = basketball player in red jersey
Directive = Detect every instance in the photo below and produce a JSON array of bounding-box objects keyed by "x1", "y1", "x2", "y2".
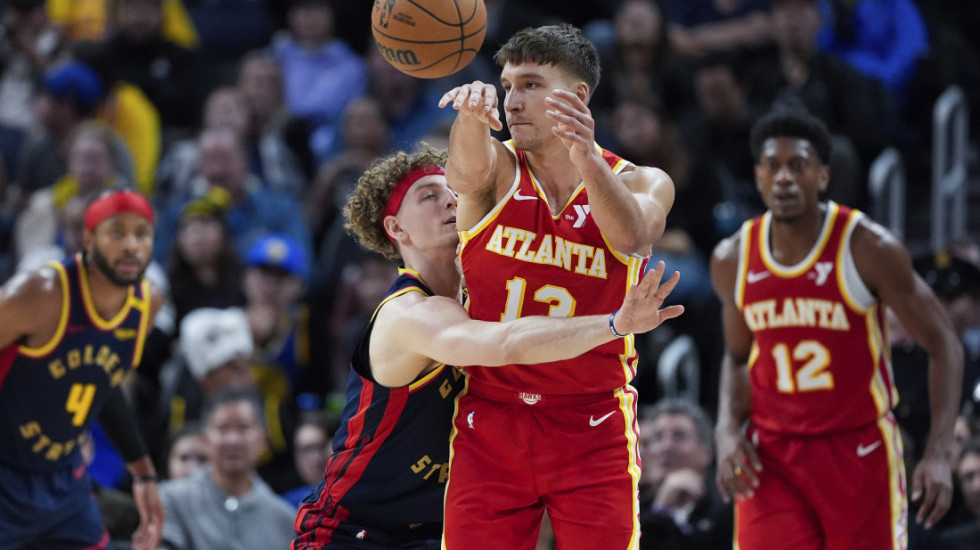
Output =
[
  {"x1": 293, "y1": 145, "x2": 682, "y2": 549},
  {"x1": 438, "y1": 24, "x2": 676, "y2": 550},
  {"x1": 711, "y1": 107, "x2": 962, "y2": 549},
  {"x1": 0, "y1": 189, "x2": 164, "y2": 550}
]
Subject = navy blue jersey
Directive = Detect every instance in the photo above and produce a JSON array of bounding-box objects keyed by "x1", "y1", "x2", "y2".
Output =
[
  {"x1": 0, "y1": 254, "x2": 152, "y2": 471},
  {"x1": 295, "y1": 269, "x2": 465, "y2": 544}
]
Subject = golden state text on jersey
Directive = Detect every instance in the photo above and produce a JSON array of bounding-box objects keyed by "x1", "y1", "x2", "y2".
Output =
[{"x1": 0, "y1": 255, "x2": 151, "y2": 469}]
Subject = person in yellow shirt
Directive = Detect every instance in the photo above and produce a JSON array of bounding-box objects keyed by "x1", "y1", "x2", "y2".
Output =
[{"x1": 46, "y1": 0, "x2": 197, "y2": 47}]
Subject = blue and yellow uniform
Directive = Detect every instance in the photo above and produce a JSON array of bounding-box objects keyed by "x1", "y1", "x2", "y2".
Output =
[
  {"x1": 0, "y1": 253, "x2": 152, "y2": 549},
  {"x1": 293, "y1": 270, "x2": 465, "y2": 549}
]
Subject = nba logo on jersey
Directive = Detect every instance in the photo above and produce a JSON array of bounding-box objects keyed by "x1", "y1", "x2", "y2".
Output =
[{"x1": 519, "y1": 392, "x2": 541, "y2": 405}]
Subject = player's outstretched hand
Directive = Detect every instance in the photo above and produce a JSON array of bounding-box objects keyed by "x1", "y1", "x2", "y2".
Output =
[
  {"x1": 911, "y1": 451, "x2": 953, "y2": 528},
  {"x1": 545, "y1": 89, "x2": 596, "y2": 166},
  {"x1": 131, "y1": 480, "x2": 164, "y2": 550},
  {"x1": 612, "y1": 261, "x2": 684, "y2": 335},
  {"x1": 438, "y1": 81, "x2": 503, "y2": 131},
  {"x1": 715, "y1": 427, "x2": 762, "y2": 503}
]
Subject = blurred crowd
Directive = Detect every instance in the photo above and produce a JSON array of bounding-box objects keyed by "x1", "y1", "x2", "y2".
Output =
[{"x1": 0, "y1": 0, "x2": 978, "y2": 548}]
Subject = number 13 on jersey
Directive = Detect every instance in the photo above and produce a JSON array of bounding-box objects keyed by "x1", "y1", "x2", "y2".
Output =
[{"x1": 501, "y1": 277, "x2": 576, "y2": 321}]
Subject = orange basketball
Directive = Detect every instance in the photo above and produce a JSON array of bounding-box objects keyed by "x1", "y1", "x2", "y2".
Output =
[{"x1": 371, "y1": 0, "x2": 487, "y2": 79}]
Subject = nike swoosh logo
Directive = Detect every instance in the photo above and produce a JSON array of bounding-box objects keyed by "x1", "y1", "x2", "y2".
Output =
[
  {"x1": 513, "y1": 189, "x2": 538, "y2": 201},
  {"x1": 857, "y1": 440, "x2": 882, "y2": 457},
  {"x1": 589, "y1": 411, "x2": 616, "y2": 427},
  {"x1": 746, "y1": 271, "x2": 771, "y2": 284}
]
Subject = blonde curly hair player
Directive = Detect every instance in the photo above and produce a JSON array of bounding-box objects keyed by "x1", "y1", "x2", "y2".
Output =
[{"x1": 344, "y1": 144, "x2": 448, "y2": 260}]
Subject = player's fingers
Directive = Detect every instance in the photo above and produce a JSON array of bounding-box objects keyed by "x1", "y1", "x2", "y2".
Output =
[
  {"x1": 918, "y1": 481, "x2": 952, "y2": 528},
  {"x1": 910, "y1": 468, "x2": 924, "y2": 502},
  {"x1": 927, "y1": 483, "x2": 952, "y2": 528},
  {"x1": 551, "y1": 88, "x2": 586, "y2": 109},
  {"x1": 716, "y1": 473, "x2": 733, "y2": 503},
  {"x1": 659, "y1": 305, "x2": 685, "y2": 321},
  {"x1": 481, "y1": 85, "x2": 497, "y2": 109},
  {"x1": 656, "y1": 271, "x2": 682, "y2": 300},
  {"x1": 449, "y1": 85, "x2": 469, "y2": 108},
  {"x1": 489, "y1": 108, "x2": 504, "y2": 131},
  {"x1": 438, "y1": 88, "x2": 461, "y2": 107},
  {"x1": 743, "y1": 441, "x2": 764, "y2": 473}
]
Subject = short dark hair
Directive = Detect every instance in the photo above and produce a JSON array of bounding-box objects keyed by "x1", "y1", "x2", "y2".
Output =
[
  {"x1": 202, "y1": 386, "x2": 266, "y2": 431},
  {"x1": 642, "y1": 398, "x2": 714, "y2": 450},
  {"x1": 960, "y1": 436, "x2": 980, "y2": 463},
  {"x1": 494, "y1": 24, "x2": 601, "y2": 98},
  {"x1": 750, "y1": 105, "x2": 832, "y2": 165}
]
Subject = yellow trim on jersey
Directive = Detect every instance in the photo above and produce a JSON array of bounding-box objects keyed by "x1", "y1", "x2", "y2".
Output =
[
  {"x1": 459, "y1": 141, "x2": 522, "y2": 241},
  {"x1": 369, "y1": 268, "x2": 430, "y2": 323},
  {"x1": 735, "y1": 220, "x2": 753, "y2": 310},
  {"x1": 600, "y1": 231, "x2": 643, "y2": 266},
  {"x1": 876, "y1": 415, "x2": 908, "y2": 550},
  {"x1": 616, "y1": 385, "x2": 643, "y2": 548},
  {"x1": 444, "y1": 370, "x2": 471, "y2": 534},
  {"x1": 598, "y1": 143, "x2": 631, "y2": 174},
  {"x1": 19, "y1": 262, "x2": 71, "y2": 358},
  {"x1": 866, "y1": 305, "x2": 895, "y2": 415},
  {"x1": 836, "y1": 210, "x2": 868, "y2": 314},
  {"x1": 760, "y1": 202, "x2": 840, "y2": 277},
  {"x1": 409, "y1": 363, "x2": 448, "y2": 392},
  {"x1": 78, "y1": 255, "x2": 135, "y2": 330},
  {"x1": 131, "y1": 279, "x2": 152, "y2": 367},
  {"x1": 747, "y1": 342, "x2": 760, "y2": 370}
]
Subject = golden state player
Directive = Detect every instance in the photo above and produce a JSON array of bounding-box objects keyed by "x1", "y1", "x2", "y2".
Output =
[
  {"x1": 293, "y1": 145, "x2": 682, "y2": 549},
  {"x1": 711, "y1": 107, "x2": 963, "y2": 549},
  {"x1": 0, "y1": 189, "x2": 163, "y2": 550},
  {"x1": 439, "y1": 24, "x2": 676, "y2": 550}
]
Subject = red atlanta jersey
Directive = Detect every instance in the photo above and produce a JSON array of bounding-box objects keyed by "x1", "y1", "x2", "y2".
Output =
[
  {"x1": 458, "y1": 141, "x2": 648, "y2": 395},
  {"x1": 735, "y1": 202, "x2": 897, "y2": 435}
]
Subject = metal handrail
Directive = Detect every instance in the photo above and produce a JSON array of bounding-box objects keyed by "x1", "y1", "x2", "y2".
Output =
[
  {"x1": 869, "y1": 147, "x2": 905, "y2": 239},
  {"x1": 931, "y1": 85, "x2": 969, "y2": 251},
  {"x1": 657, "y1": 334, "x2": 700, "y2": 403}
]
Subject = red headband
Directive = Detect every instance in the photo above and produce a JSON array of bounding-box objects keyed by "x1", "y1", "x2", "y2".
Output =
[
  {"x1": 84, "y1": 190, "x2": 155, "y2": 230},
  {"x1": 383, "y1": 165, "x2": 445, "y2": 241}
]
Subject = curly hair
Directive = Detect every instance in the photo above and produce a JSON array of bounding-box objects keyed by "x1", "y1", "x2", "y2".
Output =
[
  {"x1": 343, "y1": 144, "x2": 448, "y2": 260},
  {"x1": 494, "y1": 24, "x2": 601, "y2": 98}
]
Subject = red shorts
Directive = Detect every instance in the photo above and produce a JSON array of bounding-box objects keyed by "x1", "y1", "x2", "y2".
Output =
[
  {"x1": 736, "y1": 414, "x2": 907, "y2": 550},
  {"x1": 442, "y1": 384, "x2": 642, "y2": 550}
]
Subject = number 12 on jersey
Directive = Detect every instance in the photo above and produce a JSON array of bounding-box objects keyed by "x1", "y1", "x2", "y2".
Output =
[{"x1": 772, "y1": 340, "x2": 833, "y2": 393}]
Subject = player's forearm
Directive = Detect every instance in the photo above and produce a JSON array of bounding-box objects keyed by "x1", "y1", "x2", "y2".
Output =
[
  {"x1": 494, "y1": 314, "x2": 618, "y2": 366},
  {"x1": 923, "y1": 343, "x2": 964, "y2": 460},
  {"x1": 715, "y1": 356, "x2": 751, "y2": 434},
  {"x1": 583, "y1": 169, "x2": 657, "y2": 254},
  {"x1": 447, "y1": 115, "x2": 495, "y2": 195}
]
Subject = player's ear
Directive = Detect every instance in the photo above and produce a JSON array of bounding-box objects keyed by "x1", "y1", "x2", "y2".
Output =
[
  {"x1": 383, "y1": 215, "x2": 405, "y2": 243},
  {"x1": 574, "y1": 81, "x2": 590, "y2": 104},
  {"x1": 818, "y1": 164, "x2": 830, "y2": 193}
]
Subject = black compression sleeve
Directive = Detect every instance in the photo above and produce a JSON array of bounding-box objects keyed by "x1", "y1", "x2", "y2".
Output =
[{"x1": 96, "y1": 387, "x2": 149, "y2": 463}]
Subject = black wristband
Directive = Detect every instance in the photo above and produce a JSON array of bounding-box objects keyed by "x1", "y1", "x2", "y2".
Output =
[{"x1": 609, "y1": 310, "x2": 629, "y2": 338}]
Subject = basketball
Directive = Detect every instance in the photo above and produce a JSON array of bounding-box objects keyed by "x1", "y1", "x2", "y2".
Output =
[{"x1": 371, "y1": 0, "x2": 487, "y2": 79}]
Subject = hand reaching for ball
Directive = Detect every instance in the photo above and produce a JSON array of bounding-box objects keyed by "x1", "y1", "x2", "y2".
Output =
[{"x1": 438, "y1": 81, "x2": 503, "y2": 131}]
